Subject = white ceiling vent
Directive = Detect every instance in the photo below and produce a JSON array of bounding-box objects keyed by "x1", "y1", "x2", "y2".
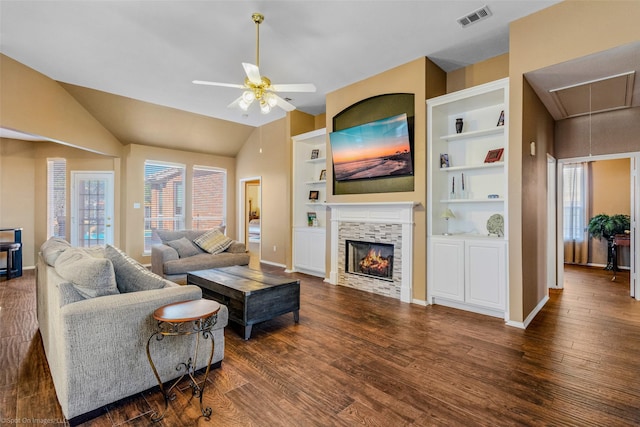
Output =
[{"x1": 457, "y1": 5, "x2": 492, "y2": 27}]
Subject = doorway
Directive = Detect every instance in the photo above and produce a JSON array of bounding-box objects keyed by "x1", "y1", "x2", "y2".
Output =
[
  {"x1": 556, "y1": 154, "x2": 638, "y2": 299},
  {"x1": 239, "y1": 177, "x2": 261, "y2": 262},
  {"x1": 70, "y1": 171, "x2": 114, "y2": 247}
]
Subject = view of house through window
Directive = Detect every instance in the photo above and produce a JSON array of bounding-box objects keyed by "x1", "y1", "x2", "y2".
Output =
[
  {"x1": 144, "y1": 161, "x2": 185, "y2": 252},
  {"x1": 192, "y1": 166, "x2": 226, "y2": 230},
  {"x1": 144, "y1": 162, "x2": 227, "y2": 252},
  {"x1": 47, "y1": 158, "x2": 66, "y2": 239}
]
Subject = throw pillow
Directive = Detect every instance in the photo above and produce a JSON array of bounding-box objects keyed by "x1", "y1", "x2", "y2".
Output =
[
  {"x1": 54, "y1": 248, "x2": 119, "y2": 299},
  {"x1": 166, "y1": 237, "x2": 202, "y2": 258},
  {"x1": 40, "y1": 237, "x2": 71, "y2": 266},
  {"x1": 105, "y1": 244, "x2": 168, "y2": 293},
  {"x1": 193, "y1": 228, "x2": 233, "y2": 254}
]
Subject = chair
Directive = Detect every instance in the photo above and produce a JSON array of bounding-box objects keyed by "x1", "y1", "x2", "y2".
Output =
[{"x1": 0, "y1": 242, "x2": 22, "y2": 279}]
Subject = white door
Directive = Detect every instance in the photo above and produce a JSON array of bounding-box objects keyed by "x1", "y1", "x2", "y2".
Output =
[
  {"x1": 430, "y1": 238, "x2": 465, "y2": 302},
  {"x1": 465, "y1": 240, "x2": 506, "y2": 311},
  {"x1": 71, "y1": 172, "x2": 114, "y2": 247},
  {"x1": 547, "y1": 155, "x2": 558, "y2": 288},
  {"x1": 631, "y1": 155, "x2": 638, "y2": 299}
]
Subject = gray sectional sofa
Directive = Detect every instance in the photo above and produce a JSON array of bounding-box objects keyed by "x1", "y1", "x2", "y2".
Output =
[
  {"x1": 36, "y1": 237, "x2": 228, "y2": 424},
  {"x1": 151, "y1": 228, "x2": 250, "y2": 283}
]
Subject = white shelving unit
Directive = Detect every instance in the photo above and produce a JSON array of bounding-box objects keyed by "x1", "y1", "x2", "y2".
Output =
[
  {"x1": 292, "y1": 128, "x2": 327, "y2": 277},
  {"x1": 427, "y1": 78, "x2": 509, "y2": 319}
]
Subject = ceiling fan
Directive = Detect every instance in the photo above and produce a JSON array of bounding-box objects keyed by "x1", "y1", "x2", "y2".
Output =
[{"x1": 193, "y1": 13, "x2": 316, "y2": 114}]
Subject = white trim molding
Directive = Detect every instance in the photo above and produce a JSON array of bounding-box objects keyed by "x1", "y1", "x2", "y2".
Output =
[{"x1": 327, "y1": 202, "x2": 418, "y2": 303}]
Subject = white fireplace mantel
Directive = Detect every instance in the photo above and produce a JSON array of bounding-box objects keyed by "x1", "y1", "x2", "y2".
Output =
[{"x1": 327, "y1": 202, "x2": 417, "y2": 303}]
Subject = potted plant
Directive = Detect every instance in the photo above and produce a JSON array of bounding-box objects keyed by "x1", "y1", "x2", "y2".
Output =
[{"x1": 587, "y1": 213, "x2": 631, "y2": 269}]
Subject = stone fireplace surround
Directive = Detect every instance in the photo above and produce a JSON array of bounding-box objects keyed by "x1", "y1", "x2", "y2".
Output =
[{"x1": 328, "y1": 202, "x2": 416, "y2": 303}]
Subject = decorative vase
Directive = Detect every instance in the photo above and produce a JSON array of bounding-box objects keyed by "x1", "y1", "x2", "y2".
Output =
[{"x1": 455, "y1": 118, "x2": 463, "y2": 134}]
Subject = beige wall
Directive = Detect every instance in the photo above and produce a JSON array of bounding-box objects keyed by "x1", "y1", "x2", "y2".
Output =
[
  {"x1": 509, "y1": 0, "x2": 640, "y2": 322},
  {"x1": 325, "y1": 57, "x2": 446, "y2": 301},
  {"x1": 447, "y1": 53, "x2": 509, "y2": 94},
  {"x1": 123, "y1": 143, "x2": 237, "y2": 263},
  {"x1": 521, "y1": 79, "x2": 555, "y2": 316},
  {"x1": 589, "y1": 158, "x2": 631, "y2": 266},
  {"x1": 0, "y1": 54, "x2": 122, "y2": 157},
  {"x1": 0, "y1": 139, "x2": 36, "y2": 267},
  {"x1": 555, "y1": 107, "x2": 640, "y2": 159},
  {"x1": 236, "y1": 118, "x2": 292, "y2": 267},
  {"x1": 0, "y1": 139, "x2": 117, "y2": 268}
]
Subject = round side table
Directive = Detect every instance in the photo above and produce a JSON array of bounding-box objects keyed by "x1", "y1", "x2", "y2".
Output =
[{"x1": 146, "y1": 299, "x2": 221, "y2": 422}]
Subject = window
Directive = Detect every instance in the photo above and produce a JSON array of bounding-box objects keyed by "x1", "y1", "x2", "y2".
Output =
[
  {"x1": 192, "y1": 166, "x2": 226, "y2": 230},
  {"x1": 144, "y1": 161, "x2": 185, "y2": 251},
  {"x1": 47, "y1": 159, "x2": 66, "y2": 239},
  {"x1": 563, "y1": 163, "x2": 586, "y2": 241}
]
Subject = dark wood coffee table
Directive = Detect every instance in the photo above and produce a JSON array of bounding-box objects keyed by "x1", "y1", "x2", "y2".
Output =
[{"x1": 187, "y1": 266, "x2": 300, "y2": 340}]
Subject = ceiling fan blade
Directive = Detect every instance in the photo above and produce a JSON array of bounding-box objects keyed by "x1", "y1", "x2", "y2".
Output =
[
  {"x1": 271, "y1": 83, "x2": 317, "y2": 93},
  {"x1": 274, "y1": 94, "x2": 296, "y2": 112},
  {"x1": 193, "y1": 80, "x2": 245, "y2": 89},
  {"x1": 242, "y1": 63, "x2": 262, "y2": 85}
]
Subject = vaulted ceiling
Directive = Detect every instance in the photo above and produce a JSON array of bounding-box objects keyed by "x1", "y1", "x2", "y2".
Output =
[{"x1": 0, "y1": 1, "x2": 560, "y2": 133}]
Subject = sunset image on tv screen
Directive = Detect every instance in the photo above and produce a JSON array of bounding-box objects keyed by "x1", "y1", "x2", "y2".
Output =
[{"x1": 330, "y1": 113, "x2": 413, "y2": 182}]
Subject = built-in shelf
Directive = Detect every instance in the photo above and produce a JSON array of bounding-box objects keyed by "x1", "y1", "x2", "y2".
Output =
[
  {"x1": 440, "y1": 126, "x2": 504, "y2": 142},
  {"x1": 439, "y1": 162, "x2": 504, "y2": 172},
  {"x1": 439, "y1": 198, "x2": 504, "y2": 203},
  {"x1": 427, "y1": 77, "x2": 509, "y2": 319},
  {"x1": 305, "y1": 157, "x2": 326, "y2": 164},
  {"x1": 292, "y1": 128, "x2": 327, "y2": 278}
]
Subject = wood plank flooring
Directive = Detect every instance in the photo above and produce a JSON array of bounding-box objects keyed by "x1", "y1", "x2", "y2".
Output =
[{"x1": 1, "y1": 264, "x2": 639, "y2": 426}]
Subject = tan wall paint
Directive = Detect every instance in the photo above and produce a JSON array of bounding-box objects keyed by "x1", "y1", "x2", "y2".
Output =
[
  {"x1": 555, "y1": 107, "x2": 640, "y2": 159},
  {"x1": 521, "y1": 79, "x2": 555, "y2": 316},
  {"x1": 236, "y1": 118, "x2": 291, "y2": 267},
  {"x1": 325, "y1": 57, "x2": 446, "y2": 301},
  {"x1": 447, "y1": 53, "x2": 509, "y2": 93},
  {"x1": 0, "y1": 54, "x2": 122, "y2": 157},
  {"x1": 0, "y1": 139, "x2": 36, "y2": 268},
  {"x1": 589, "y1": 159, "x2": 631, "y2": 266},
  {"x1": 509, "y1": 0, "x2": 640, "y2": 322},
  {"x1": 0, "y1": 139, "x2": 118, "y2": 268},
  {"x1": 123, "y1": 143, "x2": 236, "y2": 263}
]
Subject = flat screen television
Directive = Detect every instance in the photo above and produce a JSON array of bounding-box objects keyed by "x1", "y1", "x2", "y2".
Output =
[{"x1": 330, "y1": 113, "x2": 413, "y2": 182}]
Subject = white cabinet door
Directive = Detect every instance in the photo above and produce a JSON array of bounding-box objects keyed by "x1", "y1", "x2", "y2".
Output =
[
  {"x1": 465, "y1": 240, "x2": 506, "y2": 310},
  {"x1": 293, "y1": 227, "x2": 326, "y2": 275},
  {"x1": 431, "y1": 238, "x2": 465, "y2": 302}
]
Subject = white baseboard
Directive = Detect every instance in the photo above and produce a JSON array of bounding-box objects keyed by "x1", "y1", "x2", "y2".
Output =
[
  {"x1": 260, "y1": 260, "x2": 286, "y2": 268},
  {"x1": 507, "y1": 294, "x2": 550, "y2": 329},
  {"x1": 411, "y1": 298, "x2": 428, "y2": 306}
]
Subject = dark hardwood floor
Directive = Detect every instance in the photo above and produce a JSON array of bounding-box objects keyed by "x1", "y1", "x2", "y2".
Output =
[{"x1": 1, "y1": 264, "x2": 639, "y2": 426}]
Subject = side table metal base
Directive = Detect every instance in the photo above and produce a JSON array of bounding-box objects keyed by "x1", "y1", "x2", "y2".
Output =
[{"x1": 146, "y1": 301, "x2": 219, "y2": 422}]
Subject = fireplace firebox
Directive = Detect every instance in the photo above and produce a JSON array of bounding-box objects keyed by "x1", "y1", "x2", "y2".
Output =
[{"x1": 345, "y1": 240, "x2": 394, "y2": 281}]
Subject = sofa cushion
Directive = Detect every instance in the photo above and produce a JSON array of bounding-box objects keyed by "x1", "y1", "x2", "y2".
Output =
[
  {"x1": 58, "y1": 282, "x2": 88, "y2": 306},
  {"x1": 167, "y1": 237, "x2": 202, "y2": 258},
  {"x1": 54, "y1": 248, "x2": 119, "y2": 299},
  {"x1": 105, "y1": 244, "x2": 169, "y2": 293},
  {"x1": 40, "y1": 237, "x2": 72, "y2": 266},
  {"x1": 193, "y1": 229, "x2": 233, "y2": 254},
  {"x1": 163, "y1": 252, "x2": 251, "y2": 275},
  {"x1": 155, "y1": 226, "x2": 226, "y2": 245}
]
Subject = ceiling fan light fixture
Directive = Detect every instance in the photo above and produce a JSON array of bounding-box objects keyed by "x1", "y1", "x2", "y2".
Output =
[
  {"x1": 242, "y1": 90, "x2": 256, "y2": 103},
  {"x1": 266, "y1": 92, "x2": 278, "y2": 108},
  {"x1": 238, "y1": 98, "x2": 251, "y2": 111},
  {"x1": 259, "y1": 100, "x2": 271, "y2": 114}
]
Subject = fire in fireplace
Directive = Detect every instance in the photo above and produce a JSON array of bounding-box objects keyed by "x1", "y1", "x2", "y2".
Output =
[{"x1": 345, "y1": 240, "x2": 394, "y2": 281}]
